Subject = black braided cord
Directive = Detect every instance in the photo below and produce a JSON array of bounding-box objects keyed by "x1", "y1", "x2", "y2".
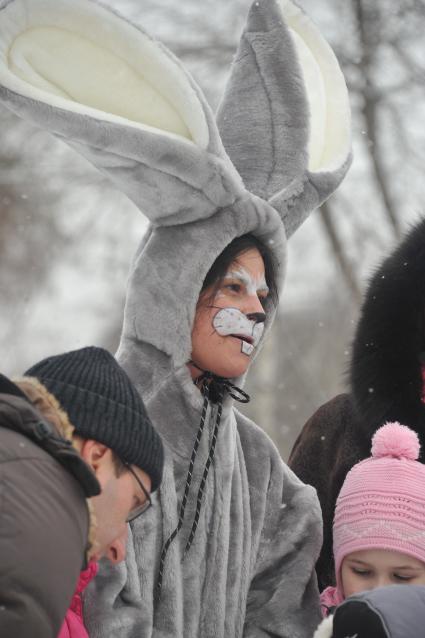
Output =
[
  {"x1": 183, "y1": 383, "x2": 224, "y2": 556},
  {"x1": 155, "y1": 372, "x2": 250, "y2": 601},
  {"x1": 155, "y1": 376, "x2": 210, "y2": 599}
]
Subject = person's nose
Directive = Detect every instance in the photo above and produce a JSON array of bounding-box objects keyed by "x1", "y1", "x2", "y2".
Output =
[
  {"x1": 245, "y1": 294, "x2": 266, "y2": 319},
  {"x1": 373, "y1": 575, "x2": 392, "y2": 590},
  {"x1": 106, "y1": 526, "x2": 128, "y2": 565}
]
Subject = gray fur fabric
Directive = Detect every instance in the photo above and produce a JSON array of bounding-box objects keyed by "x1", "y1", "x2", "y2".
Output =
[{"x1": 0, "y1": 0, "x2": 352, "y2": 635}]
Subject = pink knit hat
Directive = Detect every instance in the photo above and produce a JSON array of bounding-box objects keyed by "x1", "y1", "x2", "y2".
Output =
[{"x1": 333, "y1": 422, "x2": 425, "y2": 598}]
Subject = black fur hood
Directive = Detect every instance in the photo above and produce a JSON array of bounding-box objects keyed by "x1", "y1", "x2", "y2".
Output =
[{"x1": 350, "y1": 218, "x2": 425, "y2": 446}]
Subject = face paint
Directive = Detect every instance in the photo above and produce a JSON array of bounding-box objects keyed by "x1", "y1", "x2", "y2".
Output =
[
  {"x1": 212, "y1": 307, "x2": 265, "y2": 356},
  {"x1": 189, "y1": 247, "x2": 268, "y2": 380},
  {"x1": 220, "y1": 267, "x2": 269, "y2": 300}
]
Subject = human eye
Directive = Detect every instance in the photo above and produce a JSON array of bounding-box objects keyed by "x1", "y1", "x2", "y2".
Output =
[
  {"x1": 393, "y1": 573, "x2": 413, "y2": 582},
  {"x1": 224, "y1": 281, "x2": 242, "y2": 294},
  {"x1": 132, "y1": 495, "x2": 141, "y2": 509},
  {"x1": 351, "y1": 567, "x2": 371, "y2": 577}
]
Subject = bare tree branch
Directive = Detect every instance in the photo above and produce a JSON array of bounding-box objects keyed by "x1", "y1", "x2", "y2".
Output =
[
  {"x1": 318, "y1": 201, "x2": 362, "y2": 304},
  {"x1": 352, "y1": 0, "x2": 402, "y2": 236}
]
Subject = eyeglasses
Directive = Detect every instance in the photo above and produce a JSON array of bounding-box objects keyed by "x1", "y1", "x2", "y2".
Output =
[{"x1": 123, "y1": 462, "x2": 152, "y2": 522}]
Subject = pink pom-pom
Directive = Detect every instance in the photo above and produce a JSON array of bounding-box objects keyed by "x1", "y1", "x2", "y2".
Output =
[{"x1": 371, "y1": 422, "x2": 420, "y2": 460}]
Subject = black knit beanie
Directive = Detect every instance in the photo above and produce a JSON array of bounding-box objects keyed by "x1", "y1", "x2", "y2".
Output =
[{"x1": 25, "y1": 346, "x2": 164, "y2": 491}]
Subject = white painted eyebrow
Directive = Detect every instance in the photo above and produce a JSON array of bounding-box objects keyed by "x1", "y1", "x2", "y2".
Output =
[{"x1": 224, "y1": 269, "x2": 269, "y2": 294}]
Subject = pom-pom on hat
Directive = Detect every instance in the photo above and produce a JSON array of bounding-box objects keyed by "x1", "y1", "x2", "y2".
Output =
[
  {"x1": 333, "y1": 422, "x2": 425, "y2": 599},
  {"x1": 371, "y1": 422, "x2": 420, "y2": 460}
]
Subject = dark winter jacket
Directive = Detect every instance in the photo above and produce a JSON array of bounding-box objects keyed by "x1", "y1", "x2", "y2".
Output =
[
  {"x1": 289, "y1": 217, "x2": 425, "y2": 591},
  {"x1": 313, "y1": 584, "x2": 425, "y2": 638},
  {"x1": 0, "y1": 374, "x2": 100, "y2": 638}
]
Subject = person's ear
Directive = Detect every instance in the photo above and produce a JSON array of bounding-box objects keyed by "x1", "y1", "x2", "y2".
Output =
[{"x1": 79, "y1": 439, "x2": 110, "y2": 474}]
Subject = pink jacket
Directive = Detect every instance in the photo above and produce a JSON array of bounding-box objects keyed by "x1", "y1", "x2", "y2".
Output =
[
  {"x1": 58, "y1": 562, "x2": 98, "y2": 638},
  {"x1": 320, "y1": 585, "x2": 344, "y2": 617}
]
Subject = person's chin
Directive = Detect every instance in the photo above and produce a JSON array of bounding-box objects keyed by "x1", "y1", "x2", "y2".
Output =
[
  {"x1": 197, "y1": 339, "x2": 253, "y2": 378},
  {"x1": 217, "y1": 351, "x2": 252, "y2": 379}
]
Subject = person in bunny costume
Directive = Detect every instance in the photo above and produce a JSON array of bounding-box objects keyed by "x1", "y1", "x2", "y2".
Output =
[{"x1": 0, "y1": 0, "x2": 351, "y2": 635}]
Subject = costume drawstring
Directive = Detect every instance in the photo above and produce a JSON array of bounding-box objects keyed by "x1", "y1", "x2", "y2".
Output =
[
  {"x1": 183, "y1": 382, "x2": 224, "y2": 556},
  {"x1": 155, "y1": 370, "x2": 249, "y2": 601}
]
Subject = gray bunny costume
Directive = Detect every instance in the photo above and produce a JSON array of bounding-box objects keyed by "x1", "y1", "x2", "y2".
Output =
[{"x1": 0, "y1": 0, "x2": 351, "y2": 635}]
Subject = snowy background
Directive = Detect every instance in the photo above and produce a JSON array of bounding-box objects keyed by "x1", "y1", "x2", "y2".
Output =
[{"x1": 1, "y1": 0, "x2": 424, "y2": 459}]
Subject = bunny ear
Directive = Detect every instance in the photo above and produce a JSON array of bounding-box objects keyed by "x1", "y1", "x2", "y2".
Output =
[
  {"x1": 0, "y1": 0, "x2": 243, "y2": 226},
  {"x1": 216, "y1": 0, "x2": 351, "y2": 237}
]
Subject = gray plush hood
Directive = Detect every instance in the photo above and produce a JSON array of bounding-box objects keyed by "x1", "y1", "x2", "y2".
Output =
[{"x1": 0, "y1": 0, "x2": 351, "y2": 370}]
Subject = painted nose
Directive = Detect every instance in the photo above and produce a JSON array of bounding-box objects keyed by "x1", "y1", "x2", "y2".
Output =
[
  {"x1": 106, "y1": 527, "x2": 128, "y2": 565},
  {"x1": 246, "y1": 292, "x2": 267, "y2": 317},
  {"x1": 246, "y1": 311, "x2": 266, "y2": 324}
]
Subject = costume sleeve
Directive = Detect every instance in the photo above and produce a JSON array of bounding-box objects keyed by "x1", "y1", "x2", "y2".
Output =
[{"x1": 243, "y1": 457, "x2": 322, "y2": 638}]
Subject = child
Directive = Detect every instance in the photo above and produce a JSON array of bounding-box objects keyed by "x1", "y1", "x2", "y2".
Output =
[{"x1": 321, "y1": 421, "x2": 425, "y2": 615}]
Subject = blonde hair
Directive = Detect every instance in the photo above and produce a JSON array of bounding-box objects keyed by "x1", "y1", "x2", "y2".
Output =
[
  {"x1": 13, "y1": 376, "x2": 74, "y2": 440},
  {"x1": 12, "y1": 375, "x2": 97, "y2": 558}
]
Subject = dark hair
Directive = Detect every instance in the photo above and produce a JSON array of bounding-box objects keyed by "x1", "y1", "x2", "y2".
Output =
[{"x1": 201, "y1": 234, "x2": 279, "y2": 307}]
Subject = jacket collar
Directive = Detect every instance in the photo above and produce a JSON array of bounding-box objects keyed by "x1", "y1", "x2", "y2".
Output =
[
  {"x1": 0, "y1": 391, "x2": 101, "y2": 498},
  {"x1": 0, "y1": 373, "x2": 30, "y2": 401}
]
